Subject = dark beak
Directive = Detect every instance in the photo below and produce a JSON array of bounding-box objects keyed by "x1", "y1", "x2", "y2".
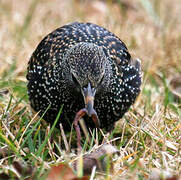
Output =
[{"x1": 82, "y1": 83, "x2": 100, "y2": 128}]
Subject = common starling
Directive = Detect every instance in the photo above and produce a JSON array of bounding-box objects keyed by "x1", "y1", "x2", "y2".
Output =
[{"x1": 27, "y1": 22, "x2": 142, "y2": 148}]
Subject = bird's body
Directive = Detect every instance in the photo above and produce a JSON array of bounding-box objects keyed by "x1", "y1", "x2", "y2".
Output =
[{"x1": 27, "y1": 22, "x2": 141, "y2": 133}]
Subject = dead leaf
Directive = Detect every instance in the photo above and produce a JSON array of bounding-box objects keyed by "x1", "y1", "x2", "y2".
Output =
[
  {"x1": 149, "y1": 168, "x2": 179, "y2": 180},
  {"x1": 46, "y1": 163, "x2": 89, "y2": 180},
  {"x1": 13, "y1": 161, "x2": 33, "y2": 177},
  {"x1": 166, "y1": 175, "x2": 179, "y2": 180},
  {"x1": 72, "y1": 144, "x2": 119, "y2": 175}
]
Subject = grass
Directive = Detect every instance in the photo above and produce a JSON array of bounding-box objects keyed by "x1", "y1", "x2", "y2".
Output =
[{"x1": 0, "y1": 0, "x2": 181, "y2": 179}]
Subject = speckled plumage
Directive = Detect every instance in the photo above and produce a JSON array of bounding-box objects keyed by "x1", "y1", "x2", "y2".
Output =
[{"x1": 27, "y1": 22, "x2": 142, "y2": 132}]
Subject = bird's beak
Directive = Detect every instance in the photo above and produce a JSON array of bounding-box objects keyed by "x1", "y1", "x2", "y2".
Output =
[
  {"x1": 83, "y1": 83, "x2": 95, "y2": 116},
  {"x1": 82, "y1": 83, "x2": 100, "y2": 128}
]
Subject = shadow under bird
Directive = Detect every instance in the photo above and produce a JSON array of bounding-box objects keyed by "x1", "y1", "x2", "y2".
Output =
[{"x1": 27, "y1": 22, "x2": 142, "y2": 149}]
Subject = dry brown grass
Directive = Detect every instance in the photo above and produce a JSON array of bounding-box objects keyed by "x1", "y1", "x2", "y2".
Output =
[{"x1": 0, "y1": 0, "x2": 180, "y2": 179}]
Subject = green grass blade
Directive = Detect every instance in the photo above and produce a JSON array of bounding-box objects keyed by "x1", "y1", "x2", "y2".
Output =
[
  {"x1": 0, "y1": 132, "x2": 18, "y2": 155},
  {"x1": 140, "y1": 0, "x2": 161, "y2": 26},
  {"x1": 5, "y1": 94, "x2": 13, "y2": 113},
  {"x1": 20, "y1": 104, "x2": 51, "y2": 149},
  {"x1": 36, "y1": 106, "x2": 63, "y2": 157}
]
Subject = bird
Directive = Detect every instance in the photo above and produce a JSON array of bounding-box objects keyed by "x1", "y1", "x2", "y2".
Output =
[{"x1": 27, "y1": 22, "x2": 142, "y2": 149}]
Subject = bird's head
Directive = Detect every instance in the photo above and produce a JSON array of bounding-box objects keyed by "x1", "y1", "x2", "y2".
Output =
[{"x1": 65, "y1": 42, "x2": 110, "y2": 126}]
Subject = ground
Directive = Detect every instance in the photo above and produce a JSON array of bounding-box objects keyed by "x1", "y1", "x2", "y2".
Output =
[{"x1": 0, "y1": 0, "x2": 180, "y2": 179}]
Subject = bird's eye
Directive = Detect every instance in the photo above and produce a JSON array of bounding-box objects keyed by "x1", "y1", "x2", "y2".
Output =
[
  {"x1": 98, "y1": 75, "x2": 104, "y2": 87},
  {"x1": 72, "y1": 74, "x2": 79, "y2": 85}
]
